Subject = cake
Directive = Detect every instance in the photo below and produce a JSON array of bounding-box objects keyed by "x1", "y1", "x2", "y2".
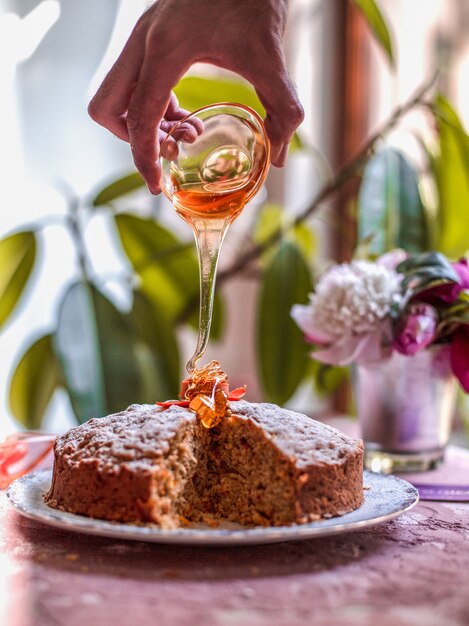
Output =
[{"x1": 45, "y1": 400, "x2": 364, "y2": 528}]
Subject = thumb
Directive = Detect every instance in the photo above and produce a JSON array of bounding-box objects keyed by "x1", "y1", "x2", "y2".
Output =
[{"x1": 126, "y1": 54, "x2": 188, "y2": 194}]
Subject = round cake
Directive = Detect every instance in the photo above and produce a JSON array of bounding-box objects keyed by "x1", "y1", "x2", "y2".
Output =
[{"x1": 45, "y1": 401, "x2": 364, "y2": 528}]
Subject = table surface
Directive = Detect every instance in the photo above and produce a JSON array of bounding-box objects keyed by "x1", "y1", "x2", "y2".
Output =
[{"x1": 2, "y1": 437, "x2": 469, "y2": 626}]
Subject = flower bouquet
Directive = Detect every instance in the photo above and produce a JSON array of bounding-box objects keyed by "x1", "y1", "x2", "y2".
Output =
[
  {"x1": 292, "y1": 250, "x2": 469, "y2": 471},
  {"x1": 291, "y1": 250, "x2": 469, "y2": 392}
]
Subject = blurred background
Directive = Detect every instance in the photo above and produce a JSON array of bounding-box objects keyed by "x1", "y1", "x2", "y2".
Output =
[{"x1": 0, "y1": 0, "x2": 468, "y2": 438}]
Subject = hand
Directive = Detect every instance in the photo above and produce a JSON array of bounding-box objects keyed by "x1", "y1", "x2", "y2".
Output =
[{"x1": 88, "y1": 0, "x2": 304, "y2": 194}]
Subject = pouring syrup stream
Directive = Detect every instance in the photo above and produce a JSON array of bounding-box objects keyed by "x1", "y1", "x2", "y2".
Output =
[{"x1": 160, "y1": 104, "x2": 270, "y2": 375}]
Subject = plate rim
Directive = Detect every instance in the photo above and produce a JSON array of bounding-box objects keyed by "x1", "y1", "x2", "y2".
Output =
[{"x1": 6, "y1": 470, "x2": 419, "y2": 546}]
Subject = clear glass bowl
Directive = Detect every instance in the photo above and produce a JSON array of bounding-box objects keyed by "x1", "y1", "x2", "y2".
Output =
[{"x1": 160, "y1": 102, "x2": 270, "y2": 223}]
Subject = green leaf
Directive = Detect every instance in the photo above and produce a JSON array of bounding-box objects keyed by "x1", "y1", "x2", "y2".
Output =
[
  {"x1": 352, "y1": 0, "x2": 395, "y2": 68},
  {"x1": 0, "y1": 231, "x2": 36, "y2": 330},
  {"x1": 92, "y1": 172, "x2": 145, "y2": 206},
  {"x1": 432, "y1": 95, "x2": 469, "y2": 257},
  {"x1": 412, "y1": 134, "x2": 440, "y2": 251},
  {"x1": 433, "y1": 96, "x2": 469, "y2": 171},
  {"x1": 257, "y1": 241, "x2": 313, "y2": 405},
  {"x1": 254, "y1": 203, "x2": 316, "y2": 266},
  {"x1": 9, "y1": 334, "x2": 61, "y2": 429},
  {"x1": 128, "y1": 290, "x2": 180, "y2": 400},
  {"x1": 290, "y1": 132, "x2": 303, "y2": 152},
  {"x1": 358, "y1": 148, "x2": 428, "y2": 255},
  {"x1": 311, "y1": 361, "x2": 349, "y2": 396},
  {"x1": 116, "y1": 214, "x2": 226, "y2": 341},
  {"x1": 54, "y1": 281, "x2": 144, "y2": 423},
  {"x1": 292, "y1": 223, "x2": 316, "y2": 261},
  {"x1": 397, "y1": 251, "x2": 458, "y2": 275},
  {"x1": 397, "y1": 251, "x2": 460, "y2": 292},
  {"x1": 253, "y1": 203, "x2": 282, "y2": 265},
  {"x1": 174, "y1": 75, "x2": 303, "y2": 153},
  {"x1": 115, "y1": 213, "x2": 199, "y2": 322},
  {"x1": 175, "y1": 76, "x2": 265, "y2": 117},
  {"x1": 440, "y1": 304, "x2": 469, "y2": 326}
]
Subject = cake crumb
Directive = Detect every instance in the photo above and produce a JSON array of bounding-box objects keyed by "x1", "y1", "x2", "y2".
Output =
[{"x1": 202, "y1": 515, "x2": 220, "y2": 528}]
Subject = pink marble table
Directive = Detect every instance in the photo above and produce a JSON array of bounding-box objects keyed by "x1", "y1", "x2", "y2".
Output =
[{"x1": 2, "y1": 448, "x2": 469, "y2": 626}]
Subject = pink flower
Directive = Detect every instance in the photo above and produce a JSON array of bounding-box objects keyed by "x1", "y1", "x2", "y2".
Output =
[
  {"x1": 393, "y1": 303, "x2": 438, "y2": 356},
  {"x1": 377, "y1": 249, "x2": 408, "y2": 270},
  {"x1": 417, "y1": 258, "x2": 469, "y2": 305},
  {"x1": 312, "y1": 320, "x2": 393, "y2": 366},
  {"x1": 290, "y1": 260, "x2": 401, "y2": 367},
  {"x1": 454, "y1": 258, "x2": 469, "y2": 289},
  {"x1": 450, "y1": 325, "x2": 469, "y2": 392}
]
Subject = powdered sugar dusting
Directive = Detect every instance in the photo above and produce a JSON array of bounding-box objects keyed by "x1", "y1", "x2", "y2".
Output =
[{"x1": 229, "y1": 401, "x2": 363, "y2": 468}]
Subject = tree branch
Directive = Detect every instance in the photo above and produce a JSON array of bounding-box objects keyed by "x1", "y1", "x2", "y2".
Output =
[{"x1": 217, "y1": 72, "x2": 438, "y2": 287}]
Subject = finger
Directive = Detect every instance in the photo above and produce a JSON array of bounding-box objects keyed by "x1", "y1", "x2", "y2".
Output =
[
  {"x1": 259, "y1": 69, "x2": 304, "y2": 166},
  {"x1": 159, "y1": 128, "x2": 178, "y2": 162},
  {"x1": 126, "y1": 53, "x2": 189, "y2": 194},
  {"x1": 236, "y1": 48, "x2": 304, "y2": 166},
  {"x1": 164, "y1": 93, "x2": 204, "y2": 135},
  {"x1": 88, "y1": 14, "x2": 151, "y2": 142},
  {"x1": 160, "y1": 120, "x2": 198, "y2": 143},
  {"x1": 272, "y1": 143, "x2": 289, "y2": 168}
]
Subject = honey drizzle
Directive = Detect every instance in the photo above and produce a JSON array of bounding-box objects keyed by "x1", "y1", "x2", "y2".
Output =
[{"x1": 180, "y1": 361, "x2": 229, "y2": 428}]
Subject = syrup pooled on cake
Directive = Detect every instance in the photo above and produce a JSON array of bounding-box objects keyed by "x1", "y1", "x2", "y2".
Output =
[
  {"x1": 181, "y1": 361, "x2": 230, "y2": 428},
  {"x1": 158, "y1": 360, "x2": 245, "y2": 429}
]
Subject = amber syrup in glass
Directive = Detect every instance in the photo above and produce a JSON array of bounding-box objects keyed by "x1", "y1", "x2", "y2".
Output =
[{"x1": 170, "y1": 138, "x2": 268, "y2": 374}]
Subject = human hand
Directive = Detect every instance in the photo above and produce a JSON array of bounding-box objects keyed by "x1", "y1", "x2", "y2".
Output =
[{"x1": 88, "y1": 0, "x2": 304, "y2": 194}]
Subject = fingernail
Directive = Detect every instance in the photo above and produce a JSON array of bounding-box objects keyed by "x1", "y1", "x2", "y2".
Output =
[
  {"x1": 166, "y1": 143, "x2": 176, "y2": 159},
  {"x1": 148, "y1": 183, "x2": 161, "y2": 195},
  {"x1": 272, "y1": 145, "x2": 289, "y2": 167}
]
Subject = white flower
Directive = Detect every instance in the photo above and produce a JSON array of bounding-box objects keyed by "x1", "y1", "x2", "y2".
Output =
[{"x1": 291, "y1": 260, "x2": 401, "y2": 366}]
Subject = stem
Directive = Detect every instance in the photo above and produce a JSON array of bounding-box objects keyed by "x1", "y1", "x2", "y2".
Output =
[
  {"x1": 67, "y1": 198, "x2": 92, "y2": 281},
  {"x1": 217, "y1": 72, "x2": 438, "y2": 287}
]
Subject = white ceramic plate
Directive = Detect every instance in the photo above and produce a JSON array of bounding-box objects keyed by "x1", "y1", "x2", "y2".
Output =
[{"x1": 7, "y1": 470, "x2": 418, "y2": 546}]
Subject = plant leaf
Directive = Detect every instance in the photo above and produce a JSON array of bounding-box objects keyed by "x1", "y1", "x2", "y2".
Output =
[
  {"x1": 54, "y1": 281, "x2": 144, "y2": 423},
  {"x1": 254, "y1": 203, "x2": 316, "y2": 266},
  {"x1": 432, "y1": 95, "x2": 469, "y2": 257},
  {"x1": 310, "y1": 361, "x2": 349, "y2": 396},
  {"x1": 115, "y1": 213, "x2": 199, "y2": 322},
  {"x1": 0, "y1": 231, "x2": 36, "y2": 330},
  {"x1": 397, "y1": 251, "x2": 459, "y2": 276},
  {"x1": 439, "y1": 301, "x2": 469, "y2": 325},
  {"x1": 397, "y1": 251, "x2": 460, "y2": 292},
  {"x1": 116, "y1": 214, "x2": 226, "y2": 340},
  {"x1": 358, "y1": 148, "x2": 428, "y2": 255},
  {"x1": 175, "y1": 76, "x2": 265, "y2": 116},
  {"x1": 352, "y1": 0, "x2": 395, "y2": 68},
  {"x1": 257, "y1": 241, "x2": 313, "y2": 405},
  {"x1": 92, "y1": 172, "x2": 145, "y2": 206},
  {"x1": 174, "y1": 75, "x2": 303, "y2": 152},
  {"x1": 128, "y1": 290, "x2": 180, "y2": 400},
  {"x1": 9, "y1": 334, "x2": 61, "y2": 429}
]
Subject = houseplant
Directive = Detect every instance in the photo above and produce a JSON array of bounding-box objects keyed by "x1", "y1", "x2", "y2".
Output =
[{"x1": 292, "y1": 250, "x2": 469, "y2": 471}]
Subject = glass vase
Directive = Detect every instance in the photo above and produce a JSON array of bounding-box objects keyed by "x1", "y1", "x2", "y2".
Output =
[{"x1": 354, "y1": 346, "x2": 457, "y2": 473}]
